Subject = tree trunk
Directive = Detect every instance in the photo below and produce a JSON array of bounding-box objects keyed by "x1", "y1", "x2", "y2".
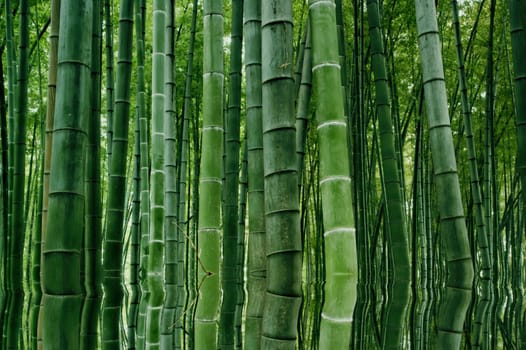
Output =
[
  {"x1": 414, "y1": 0, "x2": 474, "y2": 348},
  {"x1": 41, "y1": 1, "x2": 92, "y2": 348}
]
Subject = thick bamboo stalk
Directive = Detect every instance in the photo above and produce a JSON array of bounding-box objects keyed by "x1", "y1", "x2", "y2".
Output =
[
  {"x1": 81, "y1": 1, "x2": 103, "y2": 348},
  {"x1": 146, "y1": 0, "x2": 166, "y2": 348},
  {"x1": 219, "y1": 0, "x2": 243, "y2": 347},
  {"x1": 243, "y1": 1, "x2": 266, "y2": 348},
  {"x1": 41, "y1": 1, "x2": 92, "y2": 348},
  {"x1": 365, "y1": 0, "x2": 410, "y2": 347},
  {"x1": 415, "y1": 0, "x2": 474, "y2": 347},
  {"x1": 260, "y1": 1, "x2": 302, "y2": 348},
  {"x1": 194, "y1": 1, "x2": 224, "y2": 348},
  {"x1": 101, "y1": 0, "x2": 134, "y2": 347},
  {"x1": 309, "y1": 1, "x2": 357, "y2": 348}
]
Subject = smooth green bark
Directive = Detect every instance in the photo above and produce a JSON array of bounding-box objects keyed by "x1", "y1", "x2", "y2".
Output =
[
  {"x1": 243, "y1": 1, "x2": 266, "y2": 348},
  {"x1": 101, "y1": 0, "x2": 134, "y2": 347},
  {"x1": 450, "y1": 0, "x2": 490, "y2": 347},
  {"x1": 194, "y1": 2, "x2": 224, "y2": 349},
  {"x1": 127, "y1": 3, "x2": 145, "y2": 346},
  {"x1": 146, "y1": 1, "x2": 166, "y2": 348},
  {"x1": 260, "y1": 1, "x2": 302, "y2": 348},
  {"x1": 365, "y1": 0, "x2": 410, "y2": 347},
  {"x1": 38, "y1": 1, "x2": 60, "y2": 348},
  {"x1": 81, "y1": 1, "x2": 103, "y2": 348},
  {"x1": 175, "y1": 0, "x2": 198, "y2": 348},
  {"x1": 509, "y1": 0, "x2": 526, "y2": 203},
  {"x1": 104, "y1": 0, "x2": 114, "y2": 169},
  {"x1": 508, "y1": 5, "x2": 526, "y2": 347},
  {"x1": 128, "y1": 91, "x2": 141, "y2": 350},
  {"x1": 161, "y1": 1, "x2": 176, "y2": 348},
  {"x1": 0, "y1": 46, "x2": 7, "y2": 350},
  {"x1": 415, "y1": 0, "x2": 474, "y2": 348},
  {"x1": 135, "y1": 0, "x2": 149, "y2": 348},
  {"x1": 41, "y1": 1, "x2": 92, "y2": 348},
  {"x1": 219, "y1": 0, "x2": 243, "y2": 347},
  {"x1": 7, "y1": 1, "x2": 28, "y2": 347},
  {"x1": 295, "y1": 26, "x2": 312, "y2": 188},
  {"x1": 309, "y1": 1, "x2": 358, "y2": 348}
]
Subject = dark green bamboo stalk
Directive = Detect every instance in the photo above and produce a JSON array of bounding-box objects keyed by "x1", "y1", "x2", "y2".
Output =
[
  {"x1": 26, "y1": 1, "x2": 60, "y2": 349},
  {"x1": 450, "y1": 0, "x2": 490, "y2": 346},
  {"x1": 4, "y1": 4, "x2": 16, "y2": 275},
  {"x1": 507, "y1": 2, "x2": 526, "y2": 346},
  {"x1": 135, "y1": 0, "x2": 149, "y2": 347},
  {"x1": 351, "y1": 1, "x2": 371, "y2": 347},
  {"x1": 508, "y1": 0, "x2": 526, "y2": 222},
  {"x1": 295, "y1": 26, "x2": 312, "y2": 188},
  {"x1": 411, "y1": 111, "x2": 426, "y2": 350},
  {"x1": 243, "y1": 0, "x2": 265, "y2": 348},
  {"x1": 29, "y1": 21, "x2": 45, "y2": 346},
  {"x1": 415, "y1": 0, "x2": 474, "y2": 347},
  {"x1": 173, "y1": 2, "x2": 197, "y2": 349},
  {"x1": 41, "y1": 1, "x2": 92, "y2": 348},
  {"x1": 0, "y1": 45, "x2": 7, "y2": 350},
  {"x1": 194, "y1": 1, "x2": 224, "y2": 348},
  {"x1": 7, "y1": 0, "x2": 28, "y2": 347},
  {"x1": 161, "y1": 1, "x2": 176, "y2": 348},
  {"x1": 81, "y1": 1, "x2": 102, "y2": 348},
  {"x1": 186, "y1": 100, "x2": 201, "y2": 350},
  {"x1": 365, "y1": 0, "x2": 410, "y2": 347},
  {"x1": 335, "y1": 0, "x2": 348, "y2": 117},
  {"x1": 104, "y1": 0, "x2": 114, "y2": 170},
  {"x1": 127, "y1": 87, "x2": 141, "y2": 350},
  {"x1": 175, "y1": 2, "x2": 197, "y2": 349},
  {"x1": 309, "y1": 1, "x2": 357, "y2": 348},
  {"x1": 146, "y1": 1, "x2": 165, "y2": 348},
  {"x1": 219, "y1": 0, "x2": 242, "y2": 347},
  {"x1": 38, "y1": 1, "x2": 60, "y2": 348},
  {"x1": 235, "y1": 139, "x2": 248, "y2": 349},
  {"x1": 101, "y1": 0, "x2": 134, "y2": 347},
  {"x1": 128, "y1": 2, "x2": 147, "y2": 339},
  {"x1": 260, "y1": 1, "x2": 302, "y2": 348}
]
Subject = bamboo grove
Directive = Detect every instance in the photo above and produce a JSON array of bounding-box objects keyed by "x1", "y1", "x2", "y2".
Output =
[{"x1": 1, "y1": 0, "x2": 526, "y2": 349}]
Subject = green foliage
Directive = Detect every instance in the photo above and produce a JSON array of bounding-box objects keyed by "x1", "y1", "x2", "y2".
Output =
[{"x1": 3, "y1": 0, "x2": 526, "y2": 349}]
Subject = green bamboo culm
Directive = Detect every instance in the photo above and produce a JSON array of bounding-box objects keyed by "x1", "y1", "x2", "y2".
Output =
[
  {"x1": 104, "y1": 0, "x2": 115, "y2": 169},
  {"x1": 81, "y1": 0, "x2": 103, "y2": 348},
  {"x1": 161, "y1": 0, "x2": 176, "y2": 348},
  {"x1": 7, "y1": 0, "x2": 29, "y2": 347},
  {"x1": 414, "y1": 0, "x2": 474, "y2": 348},
  {"x1": 508, "y1": 5, "x2": 526, "y2": 348},
  {"x1": 194, "y1": 0, "x2": 224, "y2": 348},
  {"x1": 295, "y1": 25, "x2": 312, "y2": 187},
  {"x1": 101, "y1": 0, "x2": 134, "y2": 347},
  {"x1": 175, "y1": 1, "x2": 198, "y2": 348},
  {"x1": 219, "y1": 0, "x2": 243, "y2": 347},
  {"x1": 127, "y1": 86, "x2": 141, "y2": 350},
  {"x1": 450, "y1": 0, "x2": 490, "y2": 347},
  {"x1": 235, "y1": 139, "x2": 248, "y2": 349},
  {"x1": 260, "y1": 0, "x2": 302, "y2": 348},
  {"x1": 135, "y1": 0, "x2": 149, "y2": 347},
  {"x1": 243, "y1": 0, "x2": 266, "y2": 348},
  {"x1": 146, "y1": 0, "x2": 166, "y2": 348},
  {"x1": 508, "y1": 0, "x2": 526, "y2": 207},
  {"x1": 0, "y1": 59, "x2": 6, "y2": 350},
  {"x1": 365, "y1": 0, "x2": 410, "y2": 347},
  {"x1": 2, "y1": 0, "x2": 17, "y2": 342},
  {"x1": 309, "y1": 1, "x2": 358, "y2": 348},
  {"x1": 41, "y1": 1, "x2": 92, "y2": 348},
  {"x1": 127, "y1": 2, "x2": 146, "y2": 348},
  {"x1": 29, "y1": 0, "x2": 48, "y2": 349},
  {"x1": 38, "y1": 1, "x2": 60, "y2": 348}
]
